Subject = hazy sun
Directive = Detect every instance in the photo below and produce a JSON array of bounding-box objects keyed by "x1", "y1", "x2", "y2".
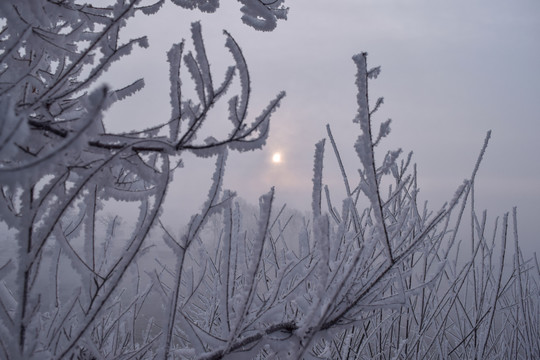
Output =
[{"x1": 272, "y1": 152, "x2": 282, "y2": 163}]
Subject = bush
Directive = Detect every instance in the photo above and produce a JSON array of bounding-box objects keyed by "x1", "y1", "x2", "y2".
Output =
[{"x1": 0, "y1": 1, "x2": 538, "y2": 359}]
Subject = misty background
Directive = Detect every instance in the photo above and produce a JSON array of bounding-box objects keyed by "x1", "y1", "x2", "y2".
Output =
[{"x1": 99, "y1": 0, "x2": 540, "y2": 254}]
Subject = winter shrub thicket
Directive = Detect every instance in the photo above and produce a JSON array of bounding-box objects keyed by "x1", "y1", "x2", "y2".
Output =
[{"x1": 0, "y1": 1, "x2": 538, "y2": 359}]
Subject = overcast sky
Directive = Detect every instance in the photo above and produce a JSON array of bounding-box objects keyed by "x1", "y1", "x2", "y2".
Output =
[{"x1": 102, "y1": 0, "x2": 540, "y2": 254}]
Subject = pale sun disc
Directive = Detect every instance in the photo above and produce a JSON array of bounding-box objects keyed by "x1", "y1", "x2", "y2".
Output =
[{"x1": 272, "y1": 152, "x2": 282, "y2": 163}]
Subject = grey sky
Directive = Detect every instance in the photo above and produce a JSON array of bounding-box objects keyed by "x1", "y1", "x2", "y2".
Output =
[{"x1": 102, "y1": 0, "x2": 540, "y2": 254}]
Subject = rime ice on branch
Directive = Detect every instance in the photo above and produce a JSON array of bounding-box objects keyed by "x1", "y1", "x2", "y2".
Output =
[{"x1": 0, "y1": 1, "x2": 284, "y2": 358}]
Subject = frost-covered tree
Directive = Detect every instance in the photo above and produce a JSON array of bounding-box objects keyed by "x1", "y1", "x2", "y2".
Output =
[
  {"x1": 1, "y1": 1, "x2": 539, "y2": 360},
  {"x1": 0, "y1": 0, "x2": 287, "y2": 358}
]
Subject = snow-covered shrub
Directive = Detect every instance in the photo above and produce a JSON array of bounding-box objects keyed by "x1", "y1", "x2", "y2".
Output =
[
  {"x1": 155, "y1": 53, "x2": 539, "y2": 359},
  {"x1": 294, "y1": 54, "x2": 540, "y2": 360}
]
